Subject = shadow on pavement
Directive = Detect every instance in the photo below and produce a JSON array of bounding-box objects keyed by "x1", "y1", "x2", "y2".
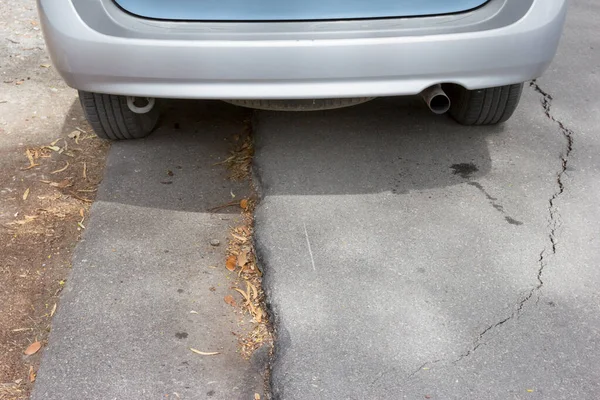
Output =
[
  {"x1": 95, "y1": 100, "x2": 252, "y2": 213},
  {"x1": 254, "y1": 96, "x2": 503, "y2": 196}
]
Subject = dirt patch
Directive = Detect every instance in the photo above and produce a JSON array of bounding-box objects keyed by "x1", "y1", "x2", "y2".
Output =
[{"x1": 0, "y1": 126, "x2": 108, "y2": 399}]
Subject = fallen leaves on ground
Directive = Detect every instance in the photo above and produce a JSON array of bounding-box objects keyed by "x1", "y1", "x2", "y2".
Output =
[
  {"x1": 23, "y1": 341, "x2": 41, "y2": 356},
  {"x1": 190, "y1": 348, "x2": 220, "y2": 356},
  {"x1": 220, "y1": 132, "x2": 273, "y2": 358},
  {"x1": 50, "y1": 161, "x2": 70, "y2": 174},
  {"x1": 225, "y1": 255, "x2": 237, "y2": 272},
  {"x1": 40, "y1": 179, "x2": 72, "y2": 189},
  {"x1": 237, "y1": 250, "x2": 248, "y2": 269},
  {"x1": 2, "y1": 125, "x2": 109, "y2": 394},
  {"x1": 216, "y1": 121, "x2": 254, "y2": 181},
  {"x1": 224, "y1": 295, "x2": 237, "y2": 307}
]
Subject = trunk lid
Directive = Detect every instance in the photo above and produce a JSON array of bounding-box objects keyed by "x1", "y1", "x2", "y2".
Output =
[{"x1": 113, "y1": 0, "x2": 490, "y2": 21}]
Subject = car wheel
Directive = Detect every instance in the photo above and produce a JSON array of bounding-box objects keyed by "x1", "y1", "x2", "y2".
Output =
[
  {"x1": 79, "y1": 91, "x2": 160, "y2": 140},
  {"x1": 444, "y1": 83, "x2": 524, "y2": 125}
]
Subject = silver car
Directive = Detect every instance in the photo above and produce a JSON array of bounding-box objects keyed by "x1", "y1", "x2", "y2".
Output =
[{"x1": 37, "y1": 0, "x2": 567, "y2": 140}]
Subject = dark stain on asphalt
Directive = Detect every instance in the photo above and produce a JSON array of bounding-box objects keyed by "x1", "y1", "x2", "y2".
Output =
[
  {"x1": 505, "y1": 216, "x2": 524, "y2": 226},
  {"x1": 467, "y1": 182, "x2": 524, "y2": 226},
  {"x1": 175, "y1": 332, "x2": 188, "y2": 339},
  {"x1": 177, "y1": 289, "x2": 184, "y2": 293},
  {"x1": 451, "y1": 163, "x2": 479, "y2": 178},
  {"x1": 207, "y1": 390, "x2": 215, "y2": 396},
  {"x1": 469, "y1": 182, "x2": 496, "y2": 201}
]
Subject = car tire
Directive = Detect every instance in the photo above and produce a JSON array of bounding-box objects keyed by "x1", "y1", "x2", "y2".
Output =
[
  {"x1": 79, "y1": 91, "x2": 160, "y2": 140},
  {"x1": 444, "y1": 83, "x2": 524, "y2": 126}
]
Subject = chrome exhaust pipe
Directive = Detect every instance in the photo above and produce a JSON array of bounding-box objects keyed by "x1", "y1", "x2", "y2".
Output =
[
  {"x1": 126, "y1": 96, "x2": 156, "y2": 114},
  {"x1": 420, "y1": 84, "x2": 451, "y2": 115}
]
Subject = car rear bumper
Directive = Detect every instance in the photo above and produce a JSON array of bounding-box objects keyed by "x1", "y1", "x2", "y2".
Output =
[{"x1": 38, "y1": 0, "x2": 567, "y2": 100}]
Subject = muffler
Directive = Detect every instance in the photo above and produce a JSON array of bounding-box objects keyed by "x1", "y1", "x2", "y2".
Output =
[{"x1": 420, "y1": 84, "x2": 451, "y2": 115}]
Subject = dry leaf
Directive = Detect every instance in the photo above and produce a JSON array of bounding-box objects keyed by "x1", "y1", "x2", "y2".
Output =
[
  {"x1": 68, "y1": 130, "x2": 81, "y2": 144},
  {"x1": 12, "y1": 328, "x2": 32, "y2": 332},
  {"x1": 40, "y1": 63, "x2": 51, "y2": 68},
  {"x1": 51, "y1": 161, "x2": 70, "y2": 174},
  {"x1": 240, "y1": 199, "x2": 248, "y2": 209},
  {"x1": 50, "y1": 303, "x2": 57, "y2": 317},
  {"x1": 16, "y1": 81, "x2": 24, "y2": 85},
  {"x1": 29, "y1": 366, "x2": 36, "y2": 383},
  {"x1": 23, "y1": 188, "x2": 30, "y2": 200},
  {"x1": 237, "y1": 251, "x2": 248, "y2": 267},
  {"x1": 231, "y1": 233, "x2": 247, "y2": 243},
  {"x1": 254, "y1": 307, "x2": 263, "y2": 323},
  {"x1": 190, "y1": 348, "x2": 220, "y2": 356},
  {"x1": 44, "y1": 145, "x2": 61, "y2": 152},
  {"x1": 41, "y1": 179, "x2": 71, "y2": 188},
  {"x1": 79, "y1": 208, "x2": 85, "y2": 218},
  {"x1": 247, "y1": 281, "x2": 258, "y2": 300},
  {"x1": 224, "y1": 295, "x2": 236, "y2": 307},
  {"x1": 234, "y1": 287, "x2": 250, "y2": 302},
  {"x1": 226, "y1": 255, "x2": 237, "y2": 272},
  {"x1": 255, "y1": 394, "x2": 261, "y2": 400},
  {"x1": 24, "y1": 341, "x2": 41, "y2": 356},
  {"x1": 23, "y1": 148, "x2": 39, "y2": 170}
]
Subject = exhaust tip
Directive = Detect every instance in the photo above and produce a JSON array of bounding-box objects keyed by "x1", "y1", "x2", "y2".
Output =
[{"x1": 420, "y1": 85, "x2": 451, "y2": 115}]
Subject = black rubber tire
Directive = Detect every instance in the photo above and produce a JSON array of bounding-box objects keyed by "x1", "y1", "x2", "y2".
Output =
[
  {"x1": 223, "y1": 97, "x2": 375, "y2": 111},
  {"x1": 444, "y1": 83, "x2": 524, "y2": 126},
  {"x1": 78, "y1": 91, "x2": 160, "y2": 140}
]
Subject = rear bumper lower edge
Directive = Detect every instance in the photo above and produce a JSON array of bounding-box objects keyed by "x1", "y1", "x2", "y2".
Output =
[{"x1": 38, "y1": 0, "x2": 567, "y2": 99}]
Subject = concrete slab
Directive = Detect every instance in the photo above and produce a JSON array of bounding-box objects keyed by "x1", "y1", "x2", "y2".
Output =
[{"x1": 32, "y1": 102, "x2": 269, "y2": 400}]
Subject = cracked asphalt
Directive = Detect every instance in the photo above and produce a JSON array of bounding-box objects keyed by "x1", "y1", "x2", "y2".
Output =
[
  {"x1": 27, "y1": 1, "x2": 599, "y2": 399},
  {"x1": 254, "y1": 1, "x2": 600, "y2": 398}
]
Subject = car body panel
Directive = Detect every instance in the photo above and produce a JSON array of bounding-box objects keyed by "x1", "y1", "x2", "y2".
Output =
[
  {"x1": 37, "y1": 0, "x2": 567, "y2": 100},
  {"x1": 112, "y1": 0, "x2": 491, "y2": 21}
]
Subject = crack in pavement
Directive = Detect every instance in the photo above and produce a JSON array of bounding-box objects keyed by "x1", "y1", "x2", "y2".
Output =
[
  {"x1": 450, "y1": 80, "x2": 575, "y2": 364},
  {"x1": 370, "y1": 359, "x2": 442, "y2": 391}
]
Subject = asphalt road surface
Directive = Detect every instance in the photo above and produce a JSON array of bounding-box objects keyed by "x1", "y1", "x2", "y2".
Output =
[
  {"x1": 33, "y1": 0, "x2": 599, "y2": 399},
  {"x1": 254, "y1": 1, "x2": 600, "y2": 398}
]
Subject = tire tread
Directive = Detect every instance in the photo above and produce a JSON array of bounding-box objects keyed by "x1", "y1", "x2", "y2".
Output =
[
  {"x1": 447, "y1": 83, "x2": 524, "y2": 126},
  {"x1": 78, "y1": 91, "x2": 159, "y2": 140}
]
